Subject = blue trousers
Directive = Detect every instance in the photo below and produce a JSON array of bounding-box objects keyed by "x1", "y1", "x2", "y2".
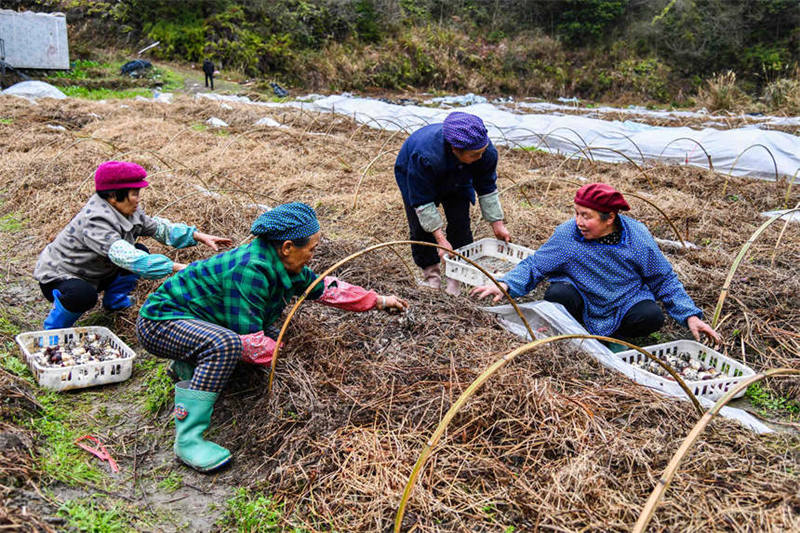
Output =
[{"x1": 39, "y1": 243, "x2": 148, "y2": 313}]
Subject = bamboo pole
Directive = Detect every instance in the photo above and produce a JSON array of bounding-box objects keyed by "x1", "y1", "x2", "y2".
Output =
[
  {"x1": 711, "y1": 208, "x2": 800, "y2": 327},
  {"x1": 632, "y1": 368, "x2": 800, "y2": 533},
  {"x1": 394, "y1": 334, "x2": 704, "y2": 533},
  {"x1": 267, "y1": 240, "x2": 536, "y2": 395}
]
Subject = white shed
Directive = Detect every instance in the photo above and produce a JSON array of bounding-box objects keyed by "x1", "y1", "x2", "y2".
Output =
[{"x1": 0, "y1": 10, "x2": 69, "y2": 70}]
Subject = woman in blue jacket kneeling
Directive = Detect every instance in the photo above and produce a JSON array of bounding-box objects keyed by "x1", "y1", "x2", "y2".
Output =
[{"x1": 471, "y1": 183, "x2": 721, "y2": 347}]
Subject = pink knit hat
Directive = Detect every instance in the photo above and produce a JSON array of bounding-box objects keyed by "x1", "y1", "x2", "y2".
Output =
[{"x1": 94, "y1": 161, "x2": 149, "y2": 191}]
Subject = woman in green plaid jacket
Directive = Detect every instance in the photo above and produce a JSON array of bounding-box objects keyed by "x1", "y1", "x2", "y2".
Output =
[{"x1": 137, "y1": 202, "x2": 407, "y2": 472}]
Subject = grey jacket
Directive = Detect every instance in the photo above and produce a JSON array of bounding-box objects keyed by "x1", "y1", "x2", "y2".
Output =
[{"x1": 34, "y1": 194, "x2": 160, "y2": 286}]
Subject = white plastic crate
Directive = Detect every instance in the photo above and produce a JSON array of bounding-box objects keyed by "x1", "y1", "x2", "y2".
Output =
[
  {"x1": 444, "y1": 238, "x2": 535, "y2": 287},
  {"x1": 615, "y1": 339, "x2": 755, "y2": 401},
  {"x1": 15, "y1": 326, "x2": 136, "y2": 391}
]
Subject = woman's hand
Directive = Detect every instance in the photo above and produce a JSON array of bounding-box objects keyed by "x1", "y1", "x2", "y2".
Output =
[
  {"x1": 687, "y1": 315, "x2": 722, "y2": 345},
  {"x1": 491, "y1": 220, "x2": 511, "y2": 243},
  {"x1": 469, "y1": 282, "x2": 508, "y2": 303},
  {"x1": 194, "y1": 231, "x2": 233, "y2": 251},
  {"x1": 172, "y1": 262, "x2": 187, "y2": 273},
  {"x1": 431, "y1": 229, "x2": 453, "y2": 261},
  {"x1": 376, "y1": 294, "x2": 409, "y2": 312}
]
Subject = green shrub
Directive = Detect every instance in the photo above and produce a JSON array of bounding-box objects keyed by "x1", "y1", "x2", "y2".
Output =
[{"x1": 144, "y1": 18, "x2": 206, "y2": 62}]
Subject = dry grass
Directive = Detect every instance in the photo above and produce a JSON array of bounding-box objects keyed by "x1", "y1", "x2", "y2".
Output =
[{"x1": 1, "y1": 93, "x2": 799, "y2": 531}]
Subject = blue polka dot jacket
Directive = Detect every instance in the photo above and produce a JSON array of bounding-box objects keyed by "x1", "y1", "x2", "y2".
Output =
[{"x1": 500, "y1": 215, "x2": 703, "y2": 336}]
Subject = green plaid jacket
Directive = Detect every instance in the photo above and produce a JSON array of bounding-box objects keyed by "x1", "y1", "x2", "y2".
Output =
[{"x1": 139, "y1": 238, "x2": 323, "y2": 334}]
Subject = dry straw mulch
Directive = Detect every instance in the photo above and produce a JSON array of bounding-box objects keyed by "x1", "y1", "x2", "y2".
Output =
[{"x1": 1, "y1": 93, "x2": 799, "y2": 531}]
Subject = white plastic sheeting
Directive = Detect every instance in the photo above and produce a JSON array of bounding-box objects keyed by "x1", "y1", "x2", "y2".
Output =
[
  {"x1": 272, "y1": 94, "x2": 800, "y2": 181},
  {"x1": 3, "y1": 81, "x2": 66, "y2": 100},
  {"x1": 516, "y1": 100, "x2": 800, "y2": 128},
  {"x1": 481, "y1": 300, "x2": 773, "y2": 434},
  {"x1": 762, "y1": 209, "x2": 800, "y2": 223}
]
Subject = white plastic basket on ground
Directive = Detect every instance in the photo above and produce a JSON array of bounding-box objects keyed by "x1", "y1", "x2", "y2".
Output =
[
  {"x1": 445, "y1": 238, "x2": 535, "y2": 287},
  {"x1": 15, "y1": 326, "x2": 136, "y2": 391},
  {"x1": 614, "y1": 340, "x2": 755, "y2": 402},
  {"x1": 480, "y1": 300, "x2": 772, "y2": 433}
]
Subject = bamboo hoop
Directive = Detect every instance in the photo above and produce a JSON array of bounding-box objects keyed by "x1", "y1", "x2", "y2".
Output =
[
  {"x1": 594, "y1": 132, "x2": 647, "y2": 166},
  {"x1": 711, "y1": 208, "x2": 800, "y2": 327},
  {"x1": 585, "y1": 146, "x2": 656, "y2": 188},
  {"x1": 722, "y1": 144, "x2": 779, "y2": 196},
  {"x1": 657, "y1": 137, "x2": 714, "y2": 171},
  {"x1": 162, "y1": 126, "x2": 206, "y2": 149},
  {"x1": 783, "y1": 167, "x2": 800, "y2": 209},
  {"x1": 47, "y1": 136, "x2": 118, "y2": 170},
  {"x1": 267, "y1": 240, "x2": 536, "y2": 394},
  {"x1": 539, "y1": 133, "x2": 595, "y2": 162},
  {"x1": 394, "y1": 334, "x2": 703, "y2": 533},
  {"x1": 352, "y1": 149, "x2": 399, "y2": 210},
  {"x1": 632, "y1": 368, "x2": 800, "y2": 533},
  {"x1": 500, "y1": 177, "x2": 686, "y2": 247},
  {"x1": 770, "y1": 201, "x2": 800, "y2": 268},
  {"x1": 543, "y1": 127, "x2": 594, "y2": 161},
  {"x1": 623, "y1": 192, "x2": 687, "y2": 248},
  {"x1": 499, "y1": 125, "x2": 554, "y2": 153}
]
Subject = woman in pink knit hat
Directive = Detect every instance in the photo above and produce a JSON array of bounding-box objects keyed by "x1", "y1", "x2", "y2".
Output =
[{"x1": 34, "y1": 161, "x2": 231, "y2": 330}]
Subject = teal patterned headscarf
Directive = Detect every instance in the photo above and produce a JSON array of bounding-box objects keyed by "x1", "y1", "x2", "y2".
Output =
[{"x1": 251, "y1": 202, "x2": 320, "y2": 240}]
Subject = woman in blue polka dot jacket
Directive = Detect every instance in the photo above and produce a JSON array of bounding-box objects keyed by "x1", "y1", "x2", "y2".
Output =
[{"x1": 471, "y1": 183, "x2": 721, "y2": 346}]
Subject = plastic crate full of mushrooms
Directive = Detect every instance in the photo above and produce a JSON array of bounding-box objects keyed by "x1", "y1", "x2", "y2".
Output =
[{"x1": 31, "y1": 333, "x2": 124, "y2": 368}]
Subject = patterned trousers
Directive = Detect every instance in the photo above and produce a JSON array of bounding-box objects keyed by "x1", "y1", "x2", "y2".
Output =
[{"x1": 137, "y1": 316, "x2": 243, "y2": 393}]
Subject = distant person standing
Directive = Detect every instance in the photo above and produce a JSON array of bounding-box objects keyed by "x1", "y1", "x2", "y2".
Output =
[{"x1": 202, "y1": 59, "x2": 215, "y2": 90}]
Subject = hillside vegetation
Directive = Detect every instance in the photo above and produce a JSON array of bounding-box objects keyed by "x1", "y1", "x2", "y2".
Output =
[{"x1": 10, "y1": 0, "x2": 800, "y2": 110}]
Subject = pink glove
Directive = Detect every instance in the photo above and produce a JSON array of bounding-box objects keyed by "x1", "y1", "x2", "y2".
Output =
[
  {"x1": 319, "y1": 276, "x2": 378, "y2": 312},
  {"x1": 240, "y1": 331, "x2": 278, "y2": 365}
]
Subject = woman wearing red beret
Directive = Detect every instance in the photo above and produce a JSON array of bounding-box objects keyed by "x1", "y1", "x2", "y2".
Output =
[{"x1": 471, "y1": 183, "x2": 721, "y2": 347}]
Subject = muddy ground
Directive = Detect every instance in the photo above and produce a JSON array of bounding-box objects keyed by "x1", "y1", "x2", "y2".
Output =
[{"x1": 1, "y1": 87, "x2": 799, "y2": 532}]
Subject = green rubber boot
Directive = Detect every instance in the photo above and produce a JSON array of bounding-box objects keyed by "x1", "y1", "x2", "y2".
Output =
[
  {"x1": 173, "y1": 381, "x2": 231, "y2": 472},
  {"x1": 606, "y1": 341, "x2": 628, "y2": 354},
  {"x1": 167, "y1": 360, "x2": 196, "y2": 382}
]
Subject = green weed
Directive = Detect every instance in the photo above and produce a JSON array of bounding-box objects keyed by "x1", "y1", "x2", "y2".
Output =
[
  {"x1": 746, "y1": 382, "x2": 799, "y2": 418},
  {"x1": 191, "y1": 123, "x2": 208, "y2": 131},
  {"x1": 151, "y1": 66, "x2": 185, "y2": 91},
  {"x1": 0, "y1": 350, "x2": 28, "y2": 377},
  {"x1": 221, "y1": 488, "x2": 305, "y2": 532},
  {"x1": 60, "y1": 86, "x2": 150, "y2": 100},
  {"x1": 0, "y1": 213, "x2": 25, "y2": 232},
  {"x1": 58, "y1": 497, "x2": 131, "y2": 533},
  {"x1": 0, "y1": 118, "x2": 12, "y2": 125},
  {"x1": 144, "y1": 364, "x2": 173, "y2": 414},
  {"x1": 157, "y1": 472, "x2": 183, "y2": 493},
  {"x1": 0, "y1": 316, "x2": 22, "y2": 338},
  {"x1": 47, "y1": 59, "x2": 103, "y2": 80},
  {"x1": 29, "y1": 391, "x2": 104, "y2": 485}
]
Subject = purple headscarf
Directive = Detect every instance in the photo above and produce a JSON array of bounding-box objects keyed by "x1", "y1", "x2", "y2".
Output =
[{"x1": 442, "y1": 112, "x2": 489, "y2": 150}]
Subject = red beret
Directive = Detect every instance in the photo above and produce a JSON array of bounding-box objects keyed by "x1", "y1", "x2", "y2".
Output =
[
  {"x1": 574, "y1": 183, "x2": 630, "y2": 212},
  {"x1": 95, "y1": 161, "x2": 149, "y2": 191}
]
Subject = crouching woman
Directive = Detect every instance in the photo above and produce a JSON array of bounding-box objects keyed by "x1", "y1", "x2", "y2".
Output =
[
  {"x1": 136, "y1": 202, "x2": 408, "y2": 472},
  {"x1": 34, "y1": 161, "x2": 230, "y2": 330},
  {"x1": 471, "y1": 183, "x2": 720, "y2": 348}
]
